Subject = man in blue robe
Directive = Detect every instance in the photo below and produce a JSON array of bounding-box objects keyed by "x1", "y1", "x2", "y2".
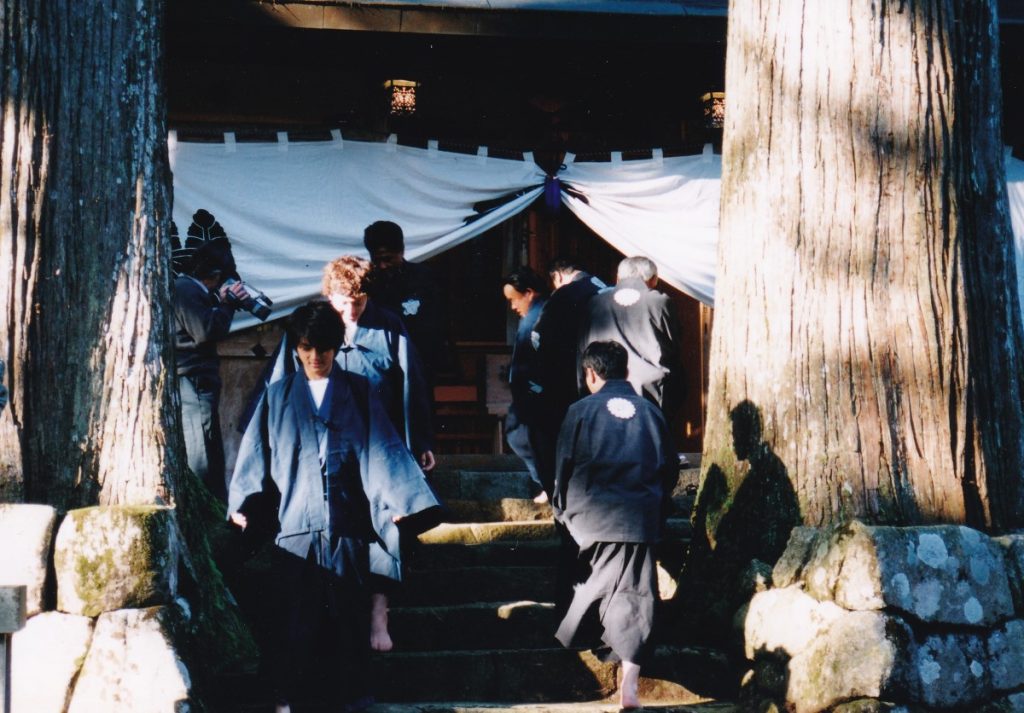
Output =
[
  {"x1": 534, "y1": 257, "x2": 606, "y2": 431},
  {"x1": 229, "y1": 301, "x2": 440, "y2": 713},
  {"x1": 257, "y1": 255, "x2": 436, "y2": 651},
  {"x1": 501, "y1": 267, "x2": 551, "y2": 500},
  {"x1": 552, "y1": 340, "x2": 678, "y2": 710},
  {"x1": 580, "y1": 256, "x2": 684, "y2": 421},
  {"x1": 363, "y1": 220, "x2": 449, "y2": 384}
]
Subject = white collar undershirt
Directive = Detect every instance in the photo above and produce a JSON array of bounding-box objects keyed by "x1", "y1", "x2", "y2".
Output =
[{"x1": 307, "y1": 377, "x2": 329, "y2": 410}]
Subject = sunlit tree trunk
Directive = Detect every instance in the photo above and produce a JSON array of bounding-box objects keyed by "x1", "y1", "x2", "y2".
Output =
[
  {"x1": 0, "y1": 3, "x2": 253, "y2": 688},
  {"x1": 683, "y1": 0, "x2": 1024, "y2": 637},
  {"x1": 0, "y1": 0, "x2": 178, "y2": 509}
]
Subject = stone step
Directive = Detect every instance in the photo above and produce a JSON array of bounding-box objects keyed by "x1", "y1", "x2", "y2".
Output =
[
  {"x1": 433, "y1": 454, "x2": 531, "y2": 472},
  {"x1": 367, "y1": 704, "x2": 739, "y2": 713},
  {"x1": 418, "y1": 521, "x2": 557, "y2": 546},
  {"x1": 431, "y1": 468, "x2": 698, "y2": 523},
  {"x1": 397, "y1": 566, "x2": 558, "y2": 606},
  {"x1": 444, "y1": 498, "x2": 552, "y2": 523},
  {"x1": 412, "y1": 540, "x2": 559, "y2": 570},
  {"x1": 370, "y1": 646, "x2": 737, "y2": 704},
  {"x1": 212, "y1": 641, "x2": 736, "y2": 710},
  {"x1": 418, "y1": 518, "x2": 693, "y2": 546},
  {"x1": 432, "y1": 453, "x2": 703, "y2": 473},
  {"x1": 431, "y1": 468, "x2": 539, "y2": 502},
  {"x1": 389, "y1": 601, "x2": 560, "y2": 651}
]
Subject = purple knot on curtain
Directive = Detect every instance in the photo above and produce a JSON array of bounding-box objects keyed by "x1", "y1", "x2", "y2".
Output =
[{"x1": 543, "y1": 175, "x2": 561, "y2": 213}]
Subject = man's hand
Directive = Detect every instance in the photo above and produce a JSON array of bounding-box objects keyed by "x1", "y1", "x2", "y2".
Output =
[
  {"x1": 419, "y1": 450, "x2": 436, "y2": 472},
  {"x1": 219, "y1": 281, "x2": 248, "y2": 303},
  {"x1": 229, "y1": 511, "x2": 248, "y2": 530}
]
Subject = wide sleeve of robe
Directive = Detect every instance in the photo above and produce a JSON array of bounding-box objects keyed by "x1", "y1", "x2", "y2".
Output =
[
  {"x1": 354, "y1": 374, "x2": 443, "y2": 582},
  {"x1": 227, "y1": 391, "x2": 275, "y2": 521}
]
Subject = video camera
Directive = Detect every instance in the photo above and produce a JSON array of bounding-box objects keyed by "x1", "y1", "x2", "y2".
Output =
[
  {"x1": 175, "y1": 210, "x2": 274, "y2": 322},
  {"x1": 221, "y1": 276, "x2": 274, "y2": 322}
]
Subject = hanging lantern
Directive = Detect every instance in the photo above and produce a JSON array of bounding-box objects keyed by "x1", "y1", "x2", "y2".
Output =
[
  {"x1": 384, "y1": 79, "x2": 419, "y2": 116},
  {"x1": 701, "y1": 91, "x2": 725, "y2": 129}
]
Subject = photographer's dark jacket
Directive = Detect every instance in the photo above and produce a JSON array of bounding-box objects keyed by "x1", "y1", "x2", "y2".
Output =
[
  {"x1": 173, "y1": 275, "x2": 235, "y2": 380},
  {"x1": 228, "y1": 365, "x2": 441, "y2": 581}
]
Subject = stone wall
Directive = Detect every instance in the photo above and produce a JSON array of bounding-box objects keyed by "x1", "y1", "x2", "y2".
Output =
[
  {"x1": 742, "y1": 521, "x2": 1024, "y2": 712},
  {"x1": 0, "y1": 504, "x2": 194, "y2": 713}
]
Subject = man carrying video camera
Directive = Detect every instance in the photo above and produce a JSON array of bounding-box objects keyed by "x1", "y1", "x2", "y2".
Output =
[{"x1": 174, "y1": 241, "x2": 248, "y2": 502}]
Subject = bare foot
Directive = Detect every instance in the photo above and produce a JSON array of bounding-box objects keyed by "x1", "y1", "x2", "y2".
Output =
[
  {"x1": 370, "y1": 592, "x2": 394, "y2": 652},
  {"x1": 533, "y1": 491, "x2": 549, "y2": 504},
  {"x1": 620, "y1": 660, "x2": 641, "y2": 709}
]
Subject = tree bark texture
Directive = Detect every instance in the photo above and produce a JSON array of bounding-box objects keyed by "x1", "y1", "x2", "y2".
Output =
[
  {"x1": 0, "y1": 1, "x2": 178, "y2": 508},
  {"x1": 698, "y1": 0, "x2": 1024, "y2": 547}
]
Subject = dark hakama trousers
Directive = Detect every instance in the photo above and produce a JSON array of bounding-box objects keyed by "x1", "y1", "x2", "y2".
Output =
[
  {"x1": 555, "y1": 542, "x2": 658, "y2": 665},
  {"x1": 264, "y1": 535, "x2": 372, "y2": 709}
]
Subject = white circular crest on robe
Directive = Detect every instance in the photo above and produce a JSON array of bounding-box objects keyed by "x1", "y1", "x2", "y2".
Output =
[
  {"x1": 530, "y1": 330, "x2": 541, "y2": 350},
  {"x1": 606, "y1": 397, "x2": 637, "y2": 420},
  {"x1": 614, "y1": 288, "x2": 642, "y2": 307}
]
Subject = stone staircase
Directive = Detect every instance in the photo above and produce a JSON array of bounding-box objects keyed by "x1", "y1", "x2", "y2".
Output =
[{"x1": 215, "y1": 454, "x2": 738, "y2": 713}]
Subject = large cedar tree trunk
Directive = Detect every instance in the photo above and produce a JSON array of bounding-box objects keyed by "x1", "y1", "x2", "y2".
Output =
[
  {"x1": 0, "y1": 2, "x2": 177, "y2": 507},
  {"x1": 684, "y1": 0, "x2": 1024, "y2": 637},
  {"x1": 0, "y1": 1, "x2": 252, "y2": 686}
]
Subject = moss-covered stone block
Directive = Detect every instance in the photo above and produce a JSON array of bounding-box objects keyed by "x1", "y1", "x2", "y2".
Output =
[{"x1": 54, "y1": 505, "x2": 181, "y2": 617}]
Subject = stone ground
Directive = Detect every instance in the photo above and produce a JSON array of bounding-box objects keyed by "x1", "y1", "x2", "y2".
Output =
[
  {"x1": 367, "y1": 703, "x2": 740, "y2": 712},
  {"x1": 213, "y1": 455, "x2": 735, "y2": 713}
]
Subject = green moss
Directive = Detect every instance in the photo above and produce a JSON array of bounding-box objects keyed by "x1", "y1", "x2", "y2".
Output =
[
  {"x1": 59, "y1": 505, "x2": 176, "y2": 616},
  {"x1": 169, "y1": 467, "x2": 256, "y2": 707}
]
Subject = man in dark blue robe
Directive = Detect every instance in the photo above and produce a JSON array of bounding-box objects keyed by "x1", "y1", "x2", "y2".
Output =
[
  {"x1": 363, "y1": 220, "x2": 449, "y2": 384},
  {"x1": 580, "y1": 256, "x2": 684, "y2": 421},
  {"x1": 228, "y1": 302, "x2": 440, "y2": 713},
  {"x1": 552, "y1": 341, "x2": 678, "y2": 710},
  {"x1": 534, "y1": 257, "x2": 606, "y2": 429},
  {"x1": 502, "y1": 267, "x2": 550, "y2": 499},
  {"x1": 262, "y1": 299, "x2": 434, "y2": 468}
]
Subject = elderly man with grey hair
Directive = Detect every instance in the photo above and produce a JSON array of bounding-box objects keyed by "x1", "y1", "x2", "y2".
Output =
[{"x1": 579, "y1": 256, "x2": 684, "y2": 421}]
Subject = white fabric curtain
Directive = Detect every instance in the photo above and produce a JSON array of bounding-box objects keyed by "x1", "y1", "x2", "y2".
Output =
[
  {"x1": 169, "y1": 133, "x2": 1024, "y2": 326},
  {"x1": 169, "y1": 134, "x2": 545, "y2": 330},
  {"x1": 561, "y1": 150, "x2": 1024, "y2": 311},
  {"x1": 557, "y1": 147, "x2": 720, "y2": 305}
]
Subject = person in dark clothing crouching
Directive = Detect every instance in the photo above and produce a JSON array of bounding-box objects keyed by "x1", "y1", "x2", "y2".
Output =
[
  {"x1": 552, "y1": 340, "x2": 679, "y2": 710},
  {"x1": 227, "y1": 301, "x2": 441, "y2": 713}
]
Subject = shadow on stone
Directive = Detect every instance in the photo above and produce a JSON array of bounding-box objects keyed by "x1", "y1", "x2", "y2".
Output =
[{"x1": 672, "y1": 400, "x2": 801, "y2": 653}]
